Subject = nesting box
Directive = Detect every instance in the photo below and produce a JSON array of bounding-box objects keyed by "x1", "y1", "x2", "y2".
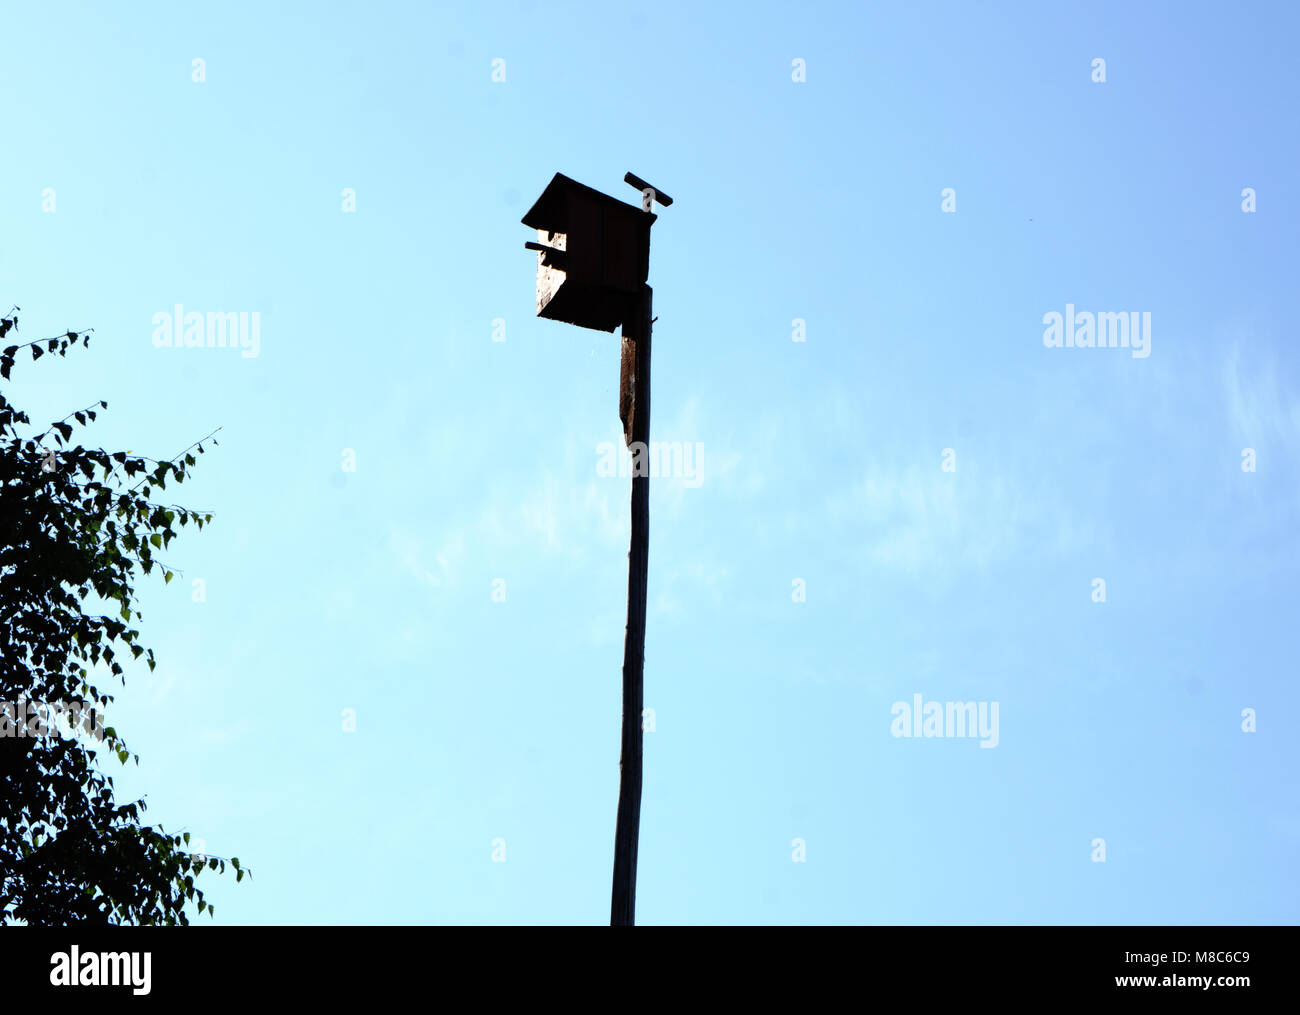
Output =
[{"x1": 521, "y1": 173, "x2": 656, "y2": 333}]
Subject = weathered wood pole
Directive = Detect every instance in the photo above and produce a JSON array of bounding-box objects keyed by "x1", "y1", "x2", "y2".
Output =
[{"x1": 611, "y1": 283, "x2": 652, "y2": 926}]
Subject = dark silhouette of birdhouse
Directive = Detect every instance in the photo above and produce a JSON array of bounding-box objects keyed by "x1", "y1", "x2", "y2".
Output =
[{"x1": 522, "y1": 173, "x2": 656, "y2": 333}]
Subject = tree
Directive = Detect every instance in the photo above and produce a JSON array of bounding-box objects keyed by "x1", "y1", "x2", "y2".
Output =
[{"x1": 0, "y1": 306, "x2": 244, "y2": 924}]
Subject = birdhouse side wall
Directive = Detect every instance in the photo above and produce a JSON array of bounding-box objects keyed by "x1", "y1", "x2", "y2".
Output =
[{"x1": 535, "y1": 228, "x2": 566, "y2": 317}]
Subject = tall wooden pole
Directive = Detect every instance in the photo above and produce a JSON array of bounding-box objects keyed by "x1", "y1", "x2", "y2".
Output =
[{"x1": 611, "y1": 284, "x2": 652, "y2": 926}]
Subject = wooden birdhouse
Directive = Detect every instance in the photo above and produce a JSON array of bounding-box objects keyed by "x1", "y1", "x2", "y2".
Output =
[{"x1": 522, "y1": 173, "x2": 656, "y2": 333}]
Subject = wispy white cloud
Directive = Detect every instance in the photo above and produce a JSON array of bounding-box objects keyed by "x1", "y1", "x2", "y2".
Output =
[
  {"x1": 389, "y1": 467, "x2": 625, "y2": 593},
  {"x1": 1226, "y1": 342, "x2": 1300, "y2": 456},
  {"x1": 653, "y1": 559, "x2": 731, "y2": 617},
  {"x1": 200, "y1": 717, "x2": 253, "y2": 746},
  {"x1": 391, "y1": 527, "x2": 462, "y2": 588}
]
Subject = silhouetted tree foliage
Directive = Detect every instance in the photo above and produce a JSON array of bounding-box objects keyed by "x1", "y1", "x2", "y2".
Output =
[{"x1": 0, "y1": 307, "x2": 245, "y2": 924}]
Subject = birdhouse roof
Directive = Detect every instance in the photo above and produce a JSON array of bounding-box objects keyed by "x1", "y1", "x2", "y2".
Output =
[{"x1": 521, "y1": 173, "x2": 656, "y2": 233}]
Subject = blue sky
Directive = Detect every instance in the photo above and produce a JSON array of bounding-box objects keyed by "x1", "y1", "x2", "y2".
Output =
[{"x1": 2, "y1": 0, "x2": 1297, "y2": 924}]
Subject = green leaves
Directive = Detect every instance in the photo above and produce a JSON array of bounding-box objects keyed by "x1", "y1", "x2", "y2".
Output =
[{"x1": 0, "y1": 308, "x2": 237, "y2": 926}]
